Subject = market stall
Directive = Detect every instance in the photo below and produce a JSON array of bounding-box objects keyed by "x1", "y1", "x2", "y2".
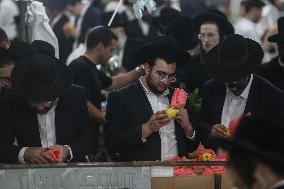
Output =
[{"x1": 0, "y1": 161, "x2": 231, "y2": 189}]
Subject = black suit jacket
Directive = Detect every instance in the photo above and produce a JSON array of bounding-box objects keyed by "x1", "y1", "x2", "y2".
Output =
[
  {"x1": 0, "y1": 85, "x2": 95, "y2": 163},
  {"x1": 52, "y1": 14, "x2": 74, "y2": 63},
  {"x1": 257, "y1": 57, "x2": 284, "y2": 91},
  {"x1": 78, "y1": 5, "x2": 101, "y2": 44},
  {"x1": 104, "y1": 81, "x2": 199, "y2": 161},
  {"x1": 197, "y1": 75, "x2": 284, "y2": 149}
]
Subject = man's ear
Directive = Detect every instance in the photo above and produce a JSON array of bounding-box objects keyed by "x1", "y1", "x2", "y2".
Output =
[
  {"x1": 144, "y1": 63, "x2": 151, "y2": 73},
  {"x1": 96, "y1": 42, "x2": 104, "y2": 52}
]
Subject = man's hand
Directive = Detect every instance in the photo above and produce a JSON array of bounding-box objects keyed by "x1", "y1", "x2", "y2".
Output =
[
  {"x1": 211, "y1": 124, "x2": 227, "y2": 138},
  {"x1": 24, "y1": 147, "x2": 51, "y2": 164},
  {"x1": 142, "y1": 110, "x2": 170, "y2": 139},
  {"x1": 49, "y1": 145, "x2": 70, "y2": 163},
  {"x1": 174, "y1": 108, "x2": 194, "y2": 137}
]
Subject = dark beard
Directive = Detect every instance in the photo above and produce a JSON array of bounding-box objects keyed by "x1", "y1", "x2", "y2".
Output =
[{"x1": 146, "y1": 74, "x2": 166, "y2": 95}]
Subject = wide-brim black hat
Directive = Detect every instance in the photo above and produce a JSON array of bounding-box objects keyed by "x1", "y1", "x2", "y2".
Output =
[
  {"x1": 0, "y1": 47, "x2": 21, "y2": 62},
  {"x1": 203, "y1": 34, "x2": 263, "y2": 82},
  {"x1": 193, "y1": 10, "x2": 234, "y2": 35},
  {"x1": 134, "y1": 36, "x2": 190, "y2": 67},
  {"x1": 165, "y1": 16, "x2": 199, "y2": 50},
  {"x1": 11, "y1": 54, "x2": 72, "y2": 102},
  {"x1": 268, "y1": 17, "x2": 284, "y2": 42},
  {"x1": 153, "y1": 7, "x2": 181, "y2": 34},
  {"x1": 9, "y1": 40, "x2": 36, "y2": 59},
  {"x1": 31, "y1": 40, "x2": 55, "y2": 57},
  {"x1": 212, "y1": 116, "x2": 284, "y2": 169}
]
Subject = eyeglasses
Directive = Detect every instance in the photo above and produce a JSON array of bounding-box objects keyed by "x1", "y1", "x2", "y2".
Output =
[
  {"x1": 198, "y1": 32, "x2": 219, "y2": 41},
  {"x1": 154, "y1": 69, "x2": 177, "y2": 83}
]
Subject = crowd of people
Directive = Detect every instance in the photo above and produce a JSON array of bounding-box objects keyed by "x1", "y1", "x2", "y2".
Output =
[{"x1": 1, "y1": 0, "x2": 284, "y2": 188}]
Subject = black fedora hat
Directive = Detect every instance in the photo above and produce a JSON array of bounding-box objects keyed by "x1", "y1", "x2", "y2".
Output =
[
  {"x1": 203, "y1": 34, "x2": 263, "y2": 82},
  {"x1": 9, "y1": 40, "x2": 36, "y2": 59},
  {"x1": 153, "y1": 7, "x2": 181, "y2": 34},
  {"x1": 101, "y1": 11, "x2": 128, "y2": 28},
  {"x1": 134, "y1": 36, "x2": 190, "y2": 67},
  {"x1": 11, "y1": 54, "x2": 72, "y2": 102},
  {"x1": 165, "y1": 16, "x2": 199, "y2": 50},
  {"x1": 268, "y1": 17, "x2": 284, "y2": 42},
  {"x1": 31, "y1": 40, "x2": 55, "y2": 57},
  {"x1": 213, "y1": 116, "x2": 284, "y2": 169},
  {"x1": 193, "y1": 10, "x2": 234, "y2": 35},
  {"x1": 0, "y1": 47, "x2": 21, "y2": 62}
]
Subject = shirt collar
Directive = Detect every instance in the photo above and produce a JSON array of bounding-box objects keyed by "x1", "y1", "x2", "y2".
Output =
[
  {"x1": 226, "y1": 74, "x2": 253, "y2": 99},
  {"x1": 139, "y1": 78, "x2": 169, "y2": 96}
]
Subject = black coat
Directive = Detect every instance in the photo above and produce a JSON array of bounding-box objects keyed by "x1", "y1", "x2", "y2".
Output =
[
  {"x1": 197, "y1": 75, "x2": 284, "y2": 149},
  {"x1": 125, "y1": 19, "x2": 159, "y2": 42},
  {"x1": 78, "y1": 5, "x2": 101, "y2": 44},
  {"x1": 52, "y1": 14, "x2": 74, "y2": 63},
  {"x1": 0, "y1": 85, "x2": 95, "y2": 163},
  {"x1": 257, "y1": 57, "x2": 284, "y2": 91},
  {"x1": 122, "y1": 38, "x2": 146, "y2": 71},
  {"x1": 104, "y1": 81, "x2": 199, "y2": 161}
]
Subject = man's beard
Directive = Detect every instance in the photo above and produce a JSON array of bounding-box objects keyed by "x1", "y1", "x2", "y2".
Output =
[{"x1": 146, "y1": 74, "x2": 167, "y2": 95}]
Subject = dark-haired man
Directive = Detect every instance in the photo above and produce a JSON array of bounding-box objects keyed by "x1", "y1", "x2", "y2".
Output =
[
  {"x1": 199, "y1": 34, "x2": 284, "y2": 150},
  {"x1": 214, "y1": 116, "x2": 284, "y2": 189},
  {"x1": 0, "y1": 54, "x2": 95, "y2": 164},
  {"x1": 104, "y1": 36, "x2": 199, "y2": 161}
]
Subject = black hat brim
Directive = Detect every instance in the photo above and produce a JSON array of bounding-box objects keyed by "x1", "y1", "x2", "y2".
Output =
[
  {"x1": 193, "y1": 12, "x2": 234, "y2": 35},
  {"x1": 135, "y1": 40, "x2": 190, "y2": 67},
  {"x1": 11, "y1": 57, "x2": 72, "y2": 102},
  {"x1": 0, "y1": 47, "x2": 21, "y2": 62},
  {"x1": 204, "y1": 38, "x2": 263, "y2": 82}
]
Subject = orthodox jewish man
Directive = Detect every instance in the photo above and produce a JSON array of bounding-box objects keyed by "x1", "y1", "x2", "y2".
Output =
[
  {"x1": 198, "y1": 34, "x2": 284, "y2": 150},
  {"x1": 0, "y1": 54, "x2": 95, "y2": 164},
  {"x1": 213, "y1": 116, "x2": 284, "y2": 189},
  {"x1": 258, "y1": 16, "x2": 284, "y2": 91},
  {"x1": 104, "y1": 36, "x2": 199, "y2": 161}
]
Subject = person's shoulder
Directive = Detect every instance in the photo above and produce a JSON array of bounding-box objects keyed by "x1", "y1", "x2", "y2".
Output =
[
  {"x1": 253, "y1": 74, "x2": 283, "y2": 94},
  {"x1": 109, "y1": 81, "x2": 140, "y2": 97},
  {"x1": 69, "y1": 56, "x2": 89, "y2": 69}
]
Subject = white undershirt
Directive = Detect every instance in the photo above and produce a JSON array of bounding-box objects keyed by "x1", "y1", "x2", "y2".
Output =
[
  {"x1": 139, "y1": 79, "x2": 178, "y2": 160},
  {"x1": 221, "y1": 75, "x2": 253, "y2": 128}
]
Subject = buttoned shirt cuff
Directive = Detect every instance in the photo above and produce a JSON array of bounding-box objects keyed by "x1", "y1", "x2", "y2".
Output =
[
  {"x1": 186, "y1": 130, "x2": 196, "y2": 140},
  {"x1": 64, "y1": 145, "x2": 73, "y2": 162},
  {"x1": 18, "y1": 147, "x2": 28, "y2": 164}
]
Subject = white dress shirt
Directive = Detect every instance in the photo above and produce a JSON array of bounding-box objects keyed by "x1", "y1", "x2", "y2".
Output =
[
  {"x1": 139, "y1": 79, "x2": 178, "y2": 160},
  {"x1": 221, "y1": 75, "x2": 253, "y2": 128}
]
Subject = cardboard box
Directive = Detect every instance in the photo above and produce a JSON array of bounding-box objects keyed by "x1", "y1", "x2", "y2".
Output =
[{"x1": 152, "y1": 174, "x2": 232, "y2": 189}]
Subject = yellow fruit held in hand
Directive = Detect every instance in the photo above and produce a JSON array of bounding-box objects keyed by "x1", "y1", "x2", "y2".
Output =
[{"x1": 166, "y1": 108, "x2": 179, "y2": 119}]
